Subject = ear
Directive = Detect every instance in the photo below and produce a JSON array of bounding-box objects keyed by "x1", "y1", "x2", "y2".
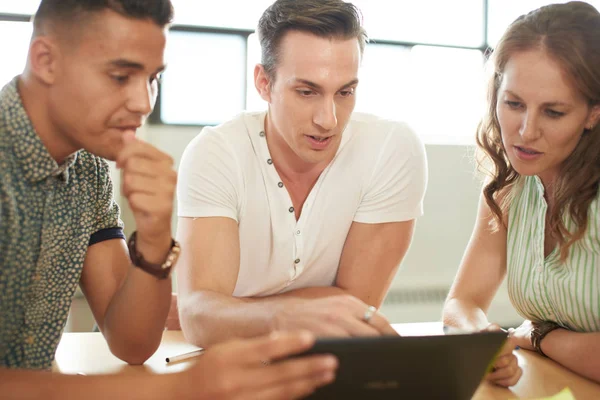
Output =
[
  {"x1": 254, "y1": 64, "x2": 272, "y2": 103},
  {"x1": 589, "y1": 104, "x2": 600, "y2": 130},
  {"x1": 27, "y1": 36, "x2": 60, "y2": 85}
]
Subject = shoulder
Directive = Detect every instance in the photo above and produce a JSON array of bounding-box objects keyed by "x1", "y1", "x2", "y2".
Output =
[
  {"x1": 348, "y1": 112, "x2": 424, "y2": 155},
  {"x1": 184, "y1": 111, "x2": 259, "y2": 155},
  {"x1": 71, "y1": 151, "x2": 113, "y2": 190}
]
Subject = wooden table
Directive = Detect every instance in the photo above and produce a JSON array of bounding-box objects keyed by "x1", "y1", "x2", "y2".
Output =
[{"x1": 54, "y1": 323, "x2": 600, "y2": 399}]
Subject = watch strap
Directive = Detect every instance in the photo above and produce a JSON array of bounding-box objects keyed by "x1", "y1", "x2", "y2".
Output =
[
  {"x1": 530, "y1": 321, "x2": 561, "y2": 357},
  {"x1": 127, "y1": 231, "x2": 180, "y2": 280}
]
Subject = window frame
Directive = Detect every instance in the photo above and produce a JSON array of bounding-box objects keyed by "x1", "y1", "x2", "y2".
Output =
[{"x1": 148, "y1": 24, "x2": 253, "y2": 127}]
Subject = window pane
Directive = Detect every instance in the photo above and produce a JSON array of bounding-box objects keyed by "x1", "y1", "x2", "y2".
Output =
[
  {"x1": 356, "y1": 44, "x2": 485, "y2": 144},
  {"x1": 0, "y1": 22, "x2": 32, "y2": 86},
  {"x1": 353, "y1": 0, "x2": 485, "y2": 48},
  {"x1": 487, "y1": 0, "x2": 600, "y2": 47},
  {"x1": 0, "y1": 1, "x2": 40, "y2": 15},
  {"x1": 160, "y1": 31, "x2": 246, "y2": 125},
  {"x1": 355, "y1": 43, "x2": 412, "y2": 122},
  {"x1": 171, "y1": 0, "x2": 274, "y2": 29},
  {"x1": 246, "y1": 33, "x2": 267, "y2": 112}
]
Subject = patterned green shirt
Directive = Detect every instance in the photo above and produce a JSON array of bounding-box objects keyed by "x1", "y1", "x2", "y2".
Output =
[
  {"x1": 0, "y1": 77, "x2": 124, "y2": 369},
  {"x1": 507, "y1": 175, "x2": 600, "y2": 332}
]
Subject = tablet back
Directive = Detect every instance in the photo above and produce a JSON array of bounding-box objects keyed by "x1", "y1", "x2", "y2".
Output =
[{"x1": 298, "y1": 331, "x2": 506, "y2": 400}]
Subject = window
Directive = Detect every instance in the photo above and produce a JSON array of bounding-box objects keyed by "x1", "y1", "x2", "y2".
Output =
[
  {"x1": 0, "y1": 22, "x2": 32, "y2": 85},
  {"x1": 2, "y1": 1, "x2": 599, "y2": 144},
  {"x1": 353, "y1": 0, "x2": 485, "y2": 48},
  {"x1": 170, "y1": 0, "x2": 274, "y2": 29},
  {"x1": 355, "y1": 44, "x2": 485, "y2": 144},
  {"x1": 160, "y1": 30, "x2": 247, "y2": 126},
  {"x1": 0, "y1": 1, "x2": 40, "y2": 15},
  {"x1": 487, "y1": 0, "x2": 600, "y2": 46}
]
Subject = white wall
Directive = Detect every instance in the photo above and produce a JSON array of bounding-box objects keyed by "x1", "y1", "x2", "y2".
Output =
[{"x1": 112, "y1": 124, "x2": 522, "y2": 326}]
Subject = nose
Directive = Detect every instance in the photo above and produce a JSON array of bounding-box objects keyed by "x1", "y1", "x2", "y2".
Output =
[
  {"x1": 127, "y1": 79, "x2": 155, "y2": 116},
  {"x1": 313, "y1": 96, "x2": 338, "y2": 131},
  {"x1": 519, "y1": 111, "x2": 541, "y2": 142}
]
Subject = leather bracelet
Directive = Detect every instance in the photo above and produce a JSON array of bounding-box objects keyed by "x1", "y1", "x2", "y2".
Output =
[
  {"x1": 127, "y1": 231, "x2": 181, "y2": 280},
  {"x1": 530, "y1": 321, "x2": 561, "y2": 357}
]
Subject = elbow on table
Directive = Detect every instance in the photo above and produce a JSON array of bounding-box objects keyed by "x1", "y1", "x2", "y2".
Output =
[{"x1": 107, "y1": 335, "x2": 161, "y2": 365}]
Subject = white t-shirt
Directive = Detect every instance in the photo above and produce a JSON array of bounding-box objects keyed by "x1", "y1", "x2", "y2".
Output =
[{"x1": 178, "y1": 111, "x2": 427, "y2": 297}]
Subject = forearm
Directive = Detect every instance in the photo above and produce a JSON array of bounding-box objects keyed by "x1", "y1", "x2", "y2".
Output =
[
  {"x1": 442, "y1": 297, "x2": 490, "y2": 331},
  {"x1": 540, "y1": 329, "x2": 600, "y2": 382},
  {"x1": 0, "y1": 368, "x2": 181, "y2": 400},
  {"x1": 102, "y1": 266, "x2": 172, "y2": 364},
  {"x1": 181, "y1": 286, "x2": 347, "y2": 347}
]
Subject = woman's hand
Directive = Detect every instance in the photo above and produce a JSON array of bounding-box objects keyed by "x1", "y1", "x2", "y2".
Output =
[
  {"x1": 484, "y1": 323, "x2": 523, "y2": 387},
  {"x1": 508, "y1": 320, "x2": 535, "y2": 351}
]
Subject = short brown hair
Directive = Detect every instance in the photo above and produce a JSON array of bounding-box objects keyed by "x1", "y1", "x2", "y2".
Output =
[{"x1": 257, "y1": 0, "x2": 367, "y2": 79}]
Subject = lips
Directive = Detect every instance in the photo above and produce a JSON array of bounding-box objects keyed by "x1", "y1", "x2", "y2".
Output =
[
  {"x1": 305, "y1": 134, "x2": 333, "y2": 150},
  {"x1": 514, "y1": 145, "x2": 542, "y2": 155}
]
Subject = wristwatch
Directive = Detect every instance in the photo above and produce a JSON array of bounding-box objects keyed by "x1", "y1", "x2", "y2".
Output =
[
  {"x1": 127, "y1": 231, "x2": 181, "y2": 279},
  {"x1": 530, "y1": 320, "x2": 561, "y2": 357}
]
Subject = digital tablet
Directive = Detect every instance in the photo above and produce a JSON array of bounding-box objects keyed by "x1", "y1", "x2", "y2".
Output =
[{"x1": 296, "y1": 331, "x2": 507, "y2": 400}]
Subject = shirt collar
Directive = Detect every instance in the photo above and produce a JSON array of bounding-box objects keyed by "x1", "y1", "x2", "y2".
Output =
[{"x1": 2, "y1": 77, "x2": 78, "y2": 184}]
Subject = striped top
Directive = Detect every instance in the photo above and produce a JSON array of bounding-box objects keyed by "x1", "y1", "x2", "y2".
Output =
[{"x1": 507, "y1": 175, "x2": 600, "y2": 332}]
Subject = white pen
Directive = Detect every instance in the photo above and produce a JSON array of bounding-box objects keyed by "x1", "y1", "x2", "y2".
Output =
[{"x1": 165, "y1": 348, "x2": 205, "y2": 363}]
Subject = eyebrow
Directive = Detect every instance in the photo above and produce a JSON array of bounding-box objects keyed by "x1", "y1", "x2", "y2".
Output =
[
  {"x1": 108, "y1": 59, "x2": 167, "y2": 74},
  {"x1": 504, "y1": 90, "x2": 571, "y2": 108},
  {"x1": 295, "y1": 78, "x2": 359, "y2": 91}
]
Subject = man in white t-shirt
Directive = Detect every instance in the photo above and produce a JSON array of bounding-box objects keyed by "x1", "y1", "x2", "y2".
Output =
[{"x1": 176, "y1": 0, "x2": 428, "y2": 347}]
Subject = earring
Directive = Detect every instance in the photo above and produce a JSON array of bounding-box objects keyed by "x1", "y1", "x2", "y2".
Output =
[{"x1": 588, "y1": 125, "x2": 595, "y2": 130}]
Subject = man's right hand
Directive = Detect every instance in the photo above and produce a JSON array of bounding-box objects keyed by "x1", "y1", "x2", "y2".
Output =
[
  {"x1": 179, "y1": 331, "x2": 338, "y2": 400},
  {"x1": 273, "y1": 295, "x2": 398, "y2": 337}
]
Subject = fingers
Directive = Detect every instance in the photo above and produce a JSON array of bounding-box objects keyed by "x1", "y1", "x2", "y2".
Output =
[
  {"x1": 248, "y1": 371, "x2": 335, "y2": 400},
  {"x1": 122, "y1": 157, "x2": 168, "y2": 178},
  {"x1": 328, "y1": 313, "x2": 381, "y2": 337},
  {"x1": 495, "y1": 366, "x2": 523, "y2": 388},
  {"x1": 127, "y1": 192, "x2": 173, "y2": 216},
  {"x1": 484, "y1": 323, "x2": 504, "y2": 332},
  {"x1": 367, "y1": 312, "x2": 399, "y2": 336},
  {"x1": 498, "y1": 336, "x2": 519, "y2": 356},
  {"x1": 116, "y1": 133, "x2": 173, "y2": 168},
  {"x1": 232, "y1": 331, "x2": 317, "y2": 365},
  {"x1": 487, "y1": 353, "x2": 522, "y2": 387},
  {"x1": 256, "y1": 354, "x2": 337, "y2": 389}
]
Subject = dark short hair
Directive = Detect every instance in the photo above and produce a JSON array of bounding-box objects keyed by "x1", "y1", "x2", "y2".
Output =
[
  {"x1": 33, "y1": 0, "x2": 174, "y2": 35},
  {"x1": 257, "y1": 0, "x2": 367, "y2": 79}
]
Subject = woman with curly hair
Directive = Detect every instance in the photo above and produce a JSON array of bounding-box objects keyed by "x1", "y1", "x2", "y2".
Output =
[{"x1": 443, "y1": 1, "x2": 600, "y2": 386}]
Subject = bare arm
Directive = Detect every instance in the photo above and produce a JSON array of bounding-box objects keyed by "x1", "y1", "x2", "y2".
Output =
[
  {"x1": 442, "y1": 193, "x2": 508, "y2": 331},
  {"x1": 510, "y1": 322, "x2": 600, "y2": 383},
  {"x1": 443, "y1": 192, "x2": 522, "y2": 387},
  {"x1": 0, "y1": 331, "x2": 337, "y2": 400},
  {"x1": 78, "y1": 133, "x2": 177, "y2": 364},
  {"x1": 336, "y1": 220, "x2": 415, "y2": 307},
  {"x1": 541, "y1": 329, "x2": 600, "y2": 382},
  {"x1": 177, "y1": 218, "x2": 411, "y2": 347},
  {"x1": 0, "y1": 367, "x2": 178, "y2": 400},
  {"x1": 80, "y1": 238, "x2": 172, "y2": 365}
]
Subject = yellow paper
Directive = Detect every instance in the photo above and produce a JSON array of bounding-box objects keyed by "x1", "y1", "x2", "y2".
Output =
[{"x1": 519, "y1": 387, "x2": 575, "y2": 400}]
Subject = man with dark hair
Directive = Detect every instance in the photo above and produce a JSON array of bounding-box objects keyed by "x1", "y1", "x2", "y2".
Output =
[
  {"x1": 0, "y1": 1, "x2": 337, "y2": 398},
  {"x1": 176, "y1": 0, "x2": 427, "y2": 347}
]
